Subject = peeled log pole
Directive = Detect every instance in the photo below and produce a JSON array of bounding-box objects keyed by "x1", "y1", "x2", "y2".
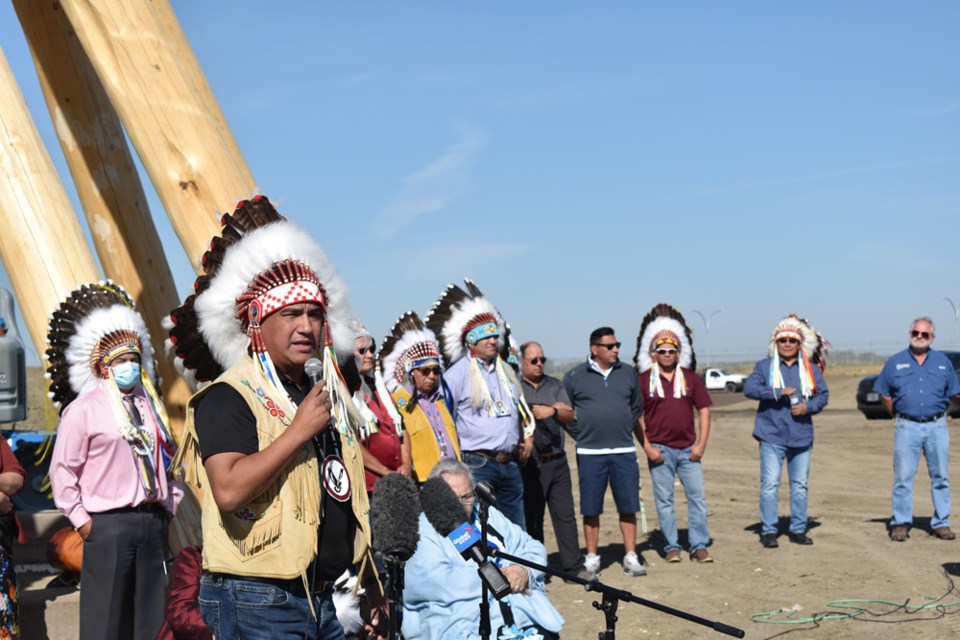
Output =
[
  {"x1": 58, "y1": 0, "x2": 257, "y2": 269},
  {"x1": 14, "y1": 0, "x2": 191, "y2": 431},
  {"x1": 152, "y1": 0, "x2": 250, "y2": 186},
  {"x1": 0, "y1": 45, "x2": 101, "y2": 355}
]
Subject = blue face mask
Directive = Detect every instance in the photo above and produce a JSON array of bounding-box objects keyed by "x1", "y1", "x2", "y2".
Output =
[{"x1": 111, "y1": 362, "x2": 141, "y2": 390}]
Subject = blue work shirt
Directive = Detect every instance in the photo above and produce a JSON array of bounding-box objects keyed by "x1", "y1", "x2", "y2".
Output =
[
  {"x1": 444, "y1": 356, "x2": 521, "y2": 453},
  {"x1": 873, "y1": 348, "x2": 960, "y2": 419},
  {"x1": 743, "y1": 357, "x2": 829, "y2": 448}
]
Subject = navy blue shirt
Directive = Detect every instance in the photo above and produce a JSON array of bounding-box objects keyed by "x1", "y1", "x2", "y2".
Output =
[
  {"x1": 743, "y1": 357, "x2": 829, "y2": 448},
  {"x1": 563, "y1": 359, "x2": 643, "y2": 452},
  {"x1": 873, "y1": 348, "x2": 960, "y2": 419}
]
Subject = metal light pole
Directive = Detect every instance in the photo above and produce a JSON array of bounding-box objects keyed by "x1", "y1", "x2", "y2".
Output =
[
  {"x1": 945, "y1": 297, "x2": 960, "y2": 350},
  {"x1": 691, "y1": 309, "x2": 722, "y2": 368}
]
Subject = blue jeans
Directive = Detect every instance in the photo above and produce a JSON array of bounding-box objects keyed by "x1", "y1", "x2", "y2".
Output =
[
  {"x1": 759, "y1": 441, "x2": 811, "y2": 535},
  {"x1": 199, "y1": 574, "x2": 344, "y2": 640},
  {"x1": 648, "y1": 444, "x2": 710, "y2": 552},
  {"x1": 463, "y1": 452, "x2": 527, "y2": 531},
  {"x1": 892, "y1": 416, "x2": 951, "y2": 529}
]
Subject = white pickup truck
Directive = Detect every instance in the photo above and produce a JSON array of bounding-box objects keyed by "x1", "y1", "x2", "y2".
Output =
[{"x1": 702, "y1": 368, "x2": 747, "y2": 392}]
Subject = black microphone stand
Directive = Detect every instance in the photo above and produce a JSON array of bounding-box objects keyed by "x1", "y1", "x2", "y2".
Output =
[
  {"x1": 487, "y1": 548, "x2": 745, "y2": 639},
  {"x1": 478, "y1": 499, "x2": 492, "y2": 640},
  {"x1": 381, "y1": 552, "x2": 405, "y2": 640}
]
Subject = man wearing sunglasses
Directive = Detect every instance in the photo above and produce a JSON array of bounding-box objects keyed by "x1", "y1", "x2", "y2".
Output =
[
  {"x1": 518, "y1": 342, "x2": 589, "y2": 581},
  {"x1": 874, "y1": 317, "x2": 960, "y2": 542},
  {"x1": 563, "y1": 327, "x2": 646, "y2": 578},
  {"x1": 635, "y1": 325, "x2": 713, "y2": 564},
  {"x1": 744, "y1": 315, "x2": 829, "y2": 549}
]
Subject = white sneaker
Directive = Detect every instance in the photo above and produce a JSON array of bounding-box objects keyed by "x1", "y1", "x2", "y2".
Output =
[
  {"x1": 583, "y1": 552, "x2": 601, "y2": 576},
  {"x1": 623, "y1": 551, "x2": 647, "y2": 577}
]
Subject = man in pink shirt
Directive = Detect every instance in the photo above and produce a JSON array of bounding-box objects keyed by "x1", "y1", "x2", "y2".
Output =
[{"x1": 47, "y1": 282, "x2": 182, "y2": 640}]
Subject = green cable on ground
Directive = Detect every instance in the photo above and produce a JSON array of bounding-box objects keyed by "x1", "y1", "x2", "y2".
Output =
[
  {"x1": 751, "y1": 598, "x2": 960, "y2": 626},
  {"x1": 750, "y1": 608, "x2": 850, "y2": 625}
]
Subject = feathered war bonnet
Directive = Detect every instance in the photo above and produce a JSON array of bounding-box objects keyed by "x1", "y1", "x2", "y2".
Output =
[
  {"x1": 424, "y1": 279, "x2": 506, "y2": 367},
  {"x1": 634, "y1": 303, "x2": 696, "y2": 398},
  {"x1": 45, "y1": 281, "x2": 158, "y2": 413},
  {"x1": 165, "y1": 195, "x2": 358, "y2": 390},
  {"x1": 379, "y1": 312, "x2": 443, "y2": 393},
  {"x1": 767, "y1": 314, "x2": 829, "y2": 399}
]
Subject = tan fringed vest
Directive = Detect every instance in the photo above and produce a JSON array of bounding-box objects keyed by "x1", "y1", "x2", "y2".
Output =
[
  {"x1": 178, "y1": 356, "x2": 370, "y2": 579},
  {"x1": 392, "y1": 387, "x2": 461, "y2": 483}
]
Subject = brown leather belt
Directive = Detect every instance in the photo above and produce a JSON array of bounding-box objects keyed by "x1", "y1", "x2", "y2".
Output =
[
  {"x1": 466, "y1": 449, "x2": 513, "y2": 463},
  {"x1": 538, "y1": 451, "x2": 564, "y2": 462}
]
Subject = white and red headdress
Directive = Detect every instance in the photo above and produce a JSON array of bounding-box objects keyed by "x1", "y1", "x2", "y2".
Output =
[
  {"x1": 767, "y1": 314, "x2": 829, "y2": 399},
  {"x1": 166, "y1": 195, "x2": 358, "y2": 390},
  {"x1": 379, "y1": 312, "x2": 443, "y2": 393},
  {"x1": 424, "y1": 279, "x2": 506, "y2": 367},
  {"x1": 45, "y1": 281, "x2": 158, "y2": 411},
  {"x1": 634, "y1": 304, "x2": 696, "y2": 398}
]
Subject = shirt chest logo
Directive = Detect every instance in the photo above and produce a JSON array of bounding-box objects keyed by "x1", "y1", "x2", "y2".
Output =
[{"x1": 896, "y1": 364, "x2": 911, "y2": 370}]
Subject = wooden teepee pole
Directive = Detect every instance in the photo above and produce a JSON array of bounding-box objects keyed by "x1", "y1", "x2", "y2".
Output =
[
  {"x1": 57, "y1": 0, "x2": 257, "y2": 269},
  {"x1": 0, "y1": 44, "x2": 101, "y2": 357},
  {"x1": 13, "y1": 0, "x2": 191, "y2": 431}
]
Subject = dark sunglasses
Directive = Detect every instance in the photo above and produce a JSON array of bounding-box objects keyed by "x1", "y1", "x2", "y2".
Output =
[
  {"x1": 593, "y1": 342, "x2": 621, "y2": 350},
  {"x1": 525, "y1": 357, "x2": 548, "y2": 365},
  {"x1": 911, "y1": 330, "x2": 931, "y2": 339},
  {"x1": 416, "y1": 366, "x2": 441, "y2": 377},
  {"x1": 655, "y1": 349, "x2": 677, "y2": 356},
  {"x1": 357, "y1": 345, "x2": 376, "y2": 355},
  {"x1": 777, "y1": 338, "x2": 799, "y2": 345}
]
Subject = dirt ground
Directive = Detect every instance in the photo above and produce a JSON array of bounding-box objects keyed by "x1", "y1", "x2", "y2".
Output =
[{"x1": 539, "y1": 374, "x2": 960, "y2": 640}]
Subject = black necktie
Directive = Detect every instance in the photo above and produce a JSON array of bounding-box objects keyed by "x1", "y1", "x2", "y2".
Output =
[{"x1": 123, "y1": 395, "x2": 143, "y2": 426}]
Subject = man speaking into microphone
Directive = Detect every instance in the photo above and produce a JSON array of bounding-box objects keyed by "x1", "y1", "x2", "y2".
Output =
[
  {"x1": 402, "y1": 460, "x2": 564, "y2": 639},
  {"x1": 167, "y1": 200, "x2": 384, "y2": 640}
]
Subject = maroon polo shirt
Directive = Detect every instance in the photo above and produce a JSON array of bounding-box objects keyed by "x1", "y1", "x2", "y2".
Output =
[{"x1": 637, "y1": 368, "x2": 712, "y2": 448}]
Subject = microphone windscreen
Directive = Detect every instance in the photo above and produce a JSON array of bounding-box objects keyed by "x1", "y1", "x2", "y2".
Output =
[
  {"x1": 420, "y1": 476, "x2": 467, "y2": 537},
  {"x1": 304, "y1": 358, "x2": 323, "y2": 385},
  {"x1": 370, "y1": 474, "x2": 421, "y2": 560}
]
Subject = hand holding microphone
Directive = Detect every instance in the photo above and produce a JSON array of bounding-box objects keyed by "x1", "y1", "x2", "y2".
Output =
[{"x1": 292, "y1": 357, "x2": 332, "y2": 438}]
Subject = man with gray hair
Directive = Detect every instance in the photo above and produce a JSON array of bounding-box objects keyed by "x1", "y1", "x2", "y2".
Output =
[
  {"x1": 875, "y1": 316, "x2": 960, "y2": 542},
  {"x1": 402, "y1": 459, "x2": 564, "y2": 639}
]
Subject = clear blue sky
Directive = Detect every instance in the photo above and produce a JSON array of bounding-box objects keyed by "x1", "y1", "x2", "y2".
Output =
[{"x1": 2, "y1": 2, "x2": 959, "y2": 366}]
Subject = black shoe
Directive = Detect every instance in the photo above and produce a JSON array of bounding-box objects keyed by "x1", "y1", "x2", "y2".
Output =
[
  {"x1": 761, "y1": 533, "x2": 779, "y2": 548},
  {"x1": 788, "y1": 532, "x2": 813, "y2": 545}
]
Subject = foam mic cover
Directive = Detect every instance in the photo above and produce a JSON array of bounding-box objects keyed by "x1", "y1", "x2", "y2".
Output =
[
  {"x1": 420, "y1": 476, "x2": 466, "y2": 537},
  {"x1": 304, "y1": 357, "x2": 323, "y2": 387},
  {"x1": 370, "y1": 473, "x2": 421, "y2": 560}
]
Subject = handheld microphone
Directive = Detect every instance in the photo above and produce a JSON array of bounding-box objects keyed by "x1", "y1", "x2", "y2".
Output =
[
  {"x1": 304, "y1": 357, "x2": 324, "y2": 387},
  {"x1": 475, "y1": 480, "x2": 497, "y2": 507},
  {"x1": 420, "y1": 477, "x2": 511, "y2": 599},
  {"x1": 370, "y1": 474, "x2": 421, "y2": 561}
]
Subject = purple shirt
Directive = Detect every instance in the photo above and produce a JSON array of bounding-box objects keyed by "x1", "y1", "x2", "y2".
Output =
[
  {"x1": 406, "y1": 382, "x2": 458, "y2": 460},
  {"x1": 444, "y1": 356, "x2": 521, "y2": 453},
  {"x1": 50, "y1": 384, "x2": 183, "y2": 528}
]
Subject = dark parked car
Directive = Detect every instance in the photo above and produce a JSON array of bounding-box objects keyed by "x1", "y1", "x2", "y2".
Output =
[{"x1": 856, "y1": 351, "x2": 960, "y2": 420}]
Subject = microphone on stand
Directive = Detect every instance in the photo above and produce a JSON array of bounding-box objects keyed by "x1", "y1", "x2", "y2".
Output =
[
  {"x1": 370, "y1": 473, "x2": 422, "y2": 640},
  {"x1": 420, "y1": 477, "x2": 511, "y2": 600},
  {"x1": 475, "y1": 480, "x2": 497, "y2": 507},
  {"x1": 370, "y1": 474, "x2": 421, "y2": 561}
]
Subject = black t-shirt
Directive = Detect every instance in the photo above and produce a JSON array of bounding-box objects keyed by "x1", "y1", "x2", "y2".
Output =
[{"x1": 195, "y1": 373, "x2": 355, "y2": 580}]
